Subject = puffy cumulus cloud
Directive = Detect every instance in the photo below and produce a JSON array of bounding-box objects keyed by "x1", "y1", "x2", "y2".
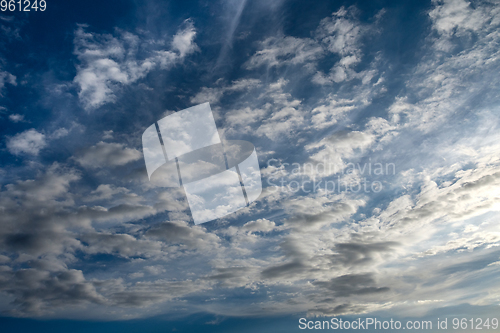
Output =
[
  {"x1": 0, "y1": 164, "x2": 80, "y2": 257},
  {"x1": 83, "y1": 184, "x2": 131, "y2": 202},
  {"x1": 74, "y1": 20, "x2": 198, "y2": 110},
  {"x1": 0, "y1": 162, "x2": 218, "y2": 316},
  {"x1": 68, "y1": 1, "x2": 498, "y2": 320},
  {"x1": 74, "y1": 141, "x2": 141, "y2": 168},
  {"x1": 6, "y1": 125, "x2": 81, "y2": 157},
  {"x1": 428, "y1": 0, "x2": 500, "y2": 42},
  {"x1": 0, "y1": 269, "x2": 106, "y2": 315},
  {"x1": 0, "y1": 163, "x2": 157, "y2": 260},
  {"x1": 80, "y1": 232, "x2": 163, "y2": 258},
  {"x1": 6, "y1": 129, "x2": 47, "y2": 156},
  {"x1": 225, "y1": 106, "x2": 267, "y2": 128},
  {"x1": 241, "y1": 218, "x2": 277, "y2": 233},
  {"x1": 171, "y1": 20, "x2": 198, "y2": 57},
  {"x1": 2, "y1": 163, "x2": 80, "y2": 208}
]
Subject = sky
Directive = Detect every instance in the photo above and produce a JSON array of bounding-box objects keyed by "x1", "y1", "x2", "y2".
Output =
[{"x1": 1, "y1": 0, "x2": 500, "y2": 332}]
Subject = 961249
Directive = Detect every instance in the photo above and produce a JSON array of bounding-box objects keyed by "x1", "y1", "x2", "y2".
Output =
[{"x1": 1, "y1": 0, "x2": 46, "y2": 11}]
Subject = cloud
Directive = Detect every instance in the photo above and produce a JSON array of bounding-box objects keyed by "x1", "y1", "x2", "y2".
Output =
[
  {"x1": 6, "y1": 129, "x2": 47, "y2": 156},
  {"x1": 388, "y1": 0, "x2": 500, "y2": 132},
  {"x1": 0, "y1": 70, "x2": 16, "y2": 96},
  {"x1": 219, "y1": 78, "x2": 307, "y2": 140},
  {"x1": 145, "y1": 220, "x2": 220, "y2": 252},
  {"x1": 313, "y1": 273, "x2": 389, "y2": 297},
  {"x1": 260, "y1": 260, "x2": 306, "y2": 279},
  {"x1": 49, "y1": 127, "x2": 70, "y2": 139},
  {"x1": 8, "y1": 114, "x2": 24, "y2": 123},
  {"x1": 73, "y1": 20, "x2": 198, "y2": 111},
  {"x1": 331, "y1": 242, "x2": 399, "y2": 267},
  {"x1": 190, "y1": 79, "x2": 261, "y2": 105},
  {"x1": 171, "y1": 20, "x2": 198, "y2": 57},
  {"x1": 83, "y1": 184, "x2": 130, "y2": 202},
  {"x1": 2, "y1": 0, "x2": 500, "y2": 321},
  {"x1": 74, "y1": 142, "x2": 141, "y2": 168},
  {"x1": 244, "y1": 6, "x2": 378, "y2": 86},
  {"x1": 80, "y1": 232, "x2": 163, "y2": 258},
  {"x1": 0, "y1": 164, "x2": 82, "y2": 258},
  {"x1": 1, "y1": 269, "x2": 106, "y2": 315},
  {"x1": 106, "y1": 278, "x2": 211, "y2": 308},
  {"x1": 241, "y1": 218, "x2": 277, "y2": 233},
  {"x1": 428, "y1": 0, "x2": 498, "y2": 40},
  {"x1": 244, "y1": 35, "x2": 323, "y2": 69},
  {"x1": 316, "y1": 7, "x2": 363, "y2": 56}
]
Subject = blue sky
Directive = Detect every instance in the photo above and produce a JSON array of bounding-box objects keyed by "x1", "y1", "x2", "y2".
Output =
[{"x1": 1, "y1": 0, "x2": 500, "y2": 332}]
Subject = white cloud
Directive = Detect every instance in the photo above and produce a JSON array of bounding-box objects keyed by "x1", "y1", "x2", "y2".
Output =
[
  {"x1": 190, "y1": 78, "x2": 261, "y2": 104},
  {"x1": 50, "y1": 127, "x2": 69, "y2": 139},
  {"x1": 428, "y1": 0, "x2": 498, "y2": 39},
  {"x1": 8, "y1": 114, "x2": 24, "y2": 123},
  {"x1": 244, "y1": 6, "x2": 377, "y2": 86},
  {"x1": 244, "y1": 35, "x2": 323, "y2": 69},
  {"x1": 388, "y1": 0, "x2": 500, "y2": 132},
  {"x1": 316, "y1": 7, "x2": 363, "y2": 55},
  {"x1": 171, "y1": 20, "x2": 198, "y2": 57},
  {"x1": 2, "y1": 1, "x2": 500, "y2": 321},
  {"x1": 6, "y1": 129, "x2": 47, "y2": 156},
  {"x1": 102, "y1": 130, "x2": 113, "y2": 140},
  {"x1": 74, "y1": 21, "x2": 198, "y2": 111}
]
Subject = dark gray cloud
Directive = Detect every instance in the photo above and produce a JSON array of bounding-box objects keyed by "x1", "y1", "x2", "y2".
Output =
[
  {"x1": 145, "y1": 220, "x2": 220, "y2": 252},
  {"x1": 73, "y1": 142, "x2": 141, "y2": 168},
  {"x1": 0, "y1": 269, "x2": 106, "y2": 315},
  {"x1": 332, "y1": 242, "x2": 399, "y2": 266},
  {"x1": 260, "y1": 260, "x2": 306, "y2": 279},
  {"x1": 313, "y1": 273, "x2": 389, "y2": 297}
]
